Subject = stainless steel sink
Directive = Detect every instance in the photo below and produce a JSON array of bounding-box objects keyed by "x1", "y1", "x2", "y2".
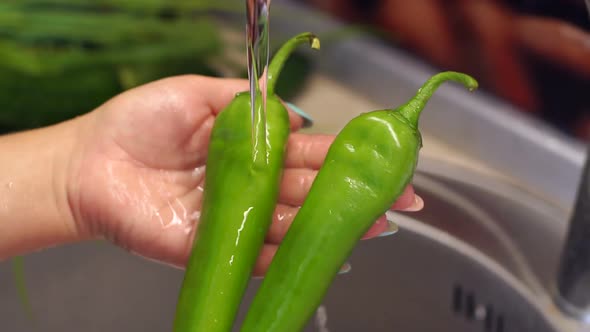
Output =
[
  {"x1": 0, "y1": 155, "x2": 575, "y2": 332},
  {"x1": 234, "y1": 156, "x2": 575, "y2": 332},
  {"x1": 0, "y1": 154, "x2": 572, "y2": 332},
  {"x1": 272, "y1": 157, "x2": 569, "y2": 332},
  {"x1": 1, "y1": 1, "x2": 588, "y2": 331}
]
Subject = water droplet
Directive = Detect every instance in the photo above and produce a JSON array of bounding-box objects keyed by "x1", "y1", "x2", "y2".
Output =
[
  {"x1": 161, "y1": 199, "x2": 186, "y2": 229},
  {"x1": 475, "y1": 304, "x2": 487, "y2": 320},
  {"x1": 276, "y1": 209, "x2": 295, "y2": 222},
  {"x1": 315, "y1": 305, "x2": 330, "y2": 332},
  {"x1": 192, "y1": 166, "x2": 206, "y2": 179},
  {"x1": 190, "y1": 211, "x2": 201, "y2": 221}
]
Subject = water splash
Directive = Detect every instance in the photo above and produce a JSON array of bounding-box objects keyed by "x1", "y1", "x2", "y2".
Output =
[
  {"x1": 235, "y1": 207, "x2": 254, "y2": 246},
  {"x1": 163, "y1": 198, "x2": 187, "y2": 229},
  {"x1": 315, "y1": 305, "x2": 330, "y2": 332},
  {"x1": 189, "y1": 211, "x2": 201, "y2": 222},
  {"x1": 186, "y1": 211, "x2": 202, "y2": 235},
  {"x1": 246, "y1": 0, "x2": 271, "y2": 160},
  {"x1": 276, "y1": 209, "x2": 295, "y2": 222},
  {"x1": 192, "y1": 166, "x2": 206, "y2": 179}
]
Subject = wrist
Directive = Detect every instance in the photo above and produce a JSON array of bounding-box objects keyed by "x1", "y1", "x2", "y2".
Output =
[
  {"x1": 61, "y1": 113, "x2": 98, "y2": 242},
  {"x1": 51, "y1": 117, "x2": 85, "y2": 243},
  {"x1": 0, "y1": 116, "x2": 84, "y2": 259}
]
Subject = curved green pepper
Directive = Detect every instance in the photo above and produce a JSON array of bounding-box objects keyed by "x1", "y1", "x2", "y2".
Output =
[
  {"x1": 240, "y1": 71, "x2": 478, "y2": 332},
  {"x1": 172, "y1": 32, "x2": 320, "y2": 332}
]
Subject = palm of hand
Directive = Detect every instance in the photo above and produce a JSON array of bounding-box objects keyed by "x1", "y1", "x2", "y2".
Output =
[{"x1": 70, "y1": 77, "x2": 220, "y2": 267}]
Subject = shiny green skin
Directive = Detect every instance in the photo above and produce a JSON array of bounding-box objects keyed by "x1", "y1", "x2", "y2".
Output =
[
  {"x1": 240, "y1": 72, "x2": 478, "y2": 332},
  {"x1": 173, "y1": 93, "x2": 289, "y2": 332},
  {"x1": 173, "y1": 32, "x2": 320, "y2": 332}
]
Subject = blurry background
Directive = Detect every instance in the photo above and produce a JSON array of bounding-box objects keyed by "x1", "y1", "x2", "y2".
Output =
[
  {"x1": 1, "y1": 0, "x2": 589, "y2": 141},
  {"x1": 300, "y1": 0, "x2": 590, "y2": 140},
  {"x1": 0, "y1": 0, "x2": 312, "y2": 133}
]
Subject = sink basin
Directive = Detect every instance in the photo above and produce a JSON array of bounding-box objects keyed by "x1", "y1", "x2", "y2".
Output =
[
  {"x1": 233, "y1": 156, "x2": 574, "y2": 332},
  {"x1": 1, "y1": 1, "x2": 588, "y2": 331},
  {"x1": 0, "y1": 156, "x2": 575, "y2": 332}
]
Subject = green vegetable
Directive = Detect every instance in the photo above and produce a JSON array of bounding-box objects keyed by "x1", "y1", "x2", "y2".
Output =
[
  {"x1": 240, "y1": 71, "x2": 478, "y2": 332},
  {"x1": 3, "y1": 0, "x2": 242, "y2": 14},
  {"x1": 0, "y1": 1, "x2": 319, "y2": 133},
  {"x1": 0, "y1": 2, "x2": 225, "y2": 131},
  {"x1": 12, "y1": 257, "x2": 35, "y2": 322},
  {"x1": 172, "y1": 32, "x2": 320, "y2": 332}
]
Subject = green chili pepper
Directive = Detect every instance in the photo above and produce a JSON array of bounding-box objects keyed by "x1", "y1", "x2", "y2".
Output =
[
  {"x1": 172, "y1": 32, "x2": 320, "y2": 332},
  {"x1": 240, "y1": 71, "x2": 478, "y2": 332}
]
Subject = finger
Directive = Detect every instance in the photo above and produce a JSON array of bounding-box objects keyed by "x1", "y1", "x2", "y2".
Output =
[
  {"x1": 278, "y1": 168, "x2": 317, "y2": 206},
  {"x1": 252, "y1": 244, "x2": 278, "y2": 277},
  {"x1": 266, "y1": 205, "x2": 393, "y2": 245},
  {"x1": 266, "y1": 204, "x2": 387, "y2": 244},
  {"x1": 361, "y1": 215, "x2": 390, "y2": 240},
  {"x1": 283, "y1": 101, "x2": 305, "y2": 132},
  {"x1": 280, "y1": 167, "x2": 418, "y2": 209},
  {"x1": 397, "y1": 193, "x2": 424, "y2": 212},
  {"x1": 285, "y1": 133, "x2": 334, "y2": 169},
  {"x1": 391, "y1": 185, "x2": 416, "y2": 210},
  {"x1": 174, "y1": 75, "x2": 307, "y2": 132},
  {"x1": 181, "y1": 75, "x2": 250, "y2": 114},
  {"x1": 265, "y1": 204, "x2": 299, "y2": 244}
]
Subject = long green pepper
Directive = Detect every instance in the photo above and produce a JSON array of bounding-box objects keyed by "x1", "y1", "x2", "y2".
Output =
[
  {"x1": 172, "y1": 32, "x2": 320, "y2": 332},
  {"x1": 240, "y1": 71, "x2": 478, "y2": 332}
]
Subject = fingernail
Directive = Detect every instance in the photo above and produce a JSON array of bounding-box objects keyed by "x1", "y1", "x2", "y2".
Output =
[
  {"x1": 286, "y1": 102, "x2": 313, "y2": 128},
  {"x1": 402, "y1": 195, "x2": 424, "y2": 212},
  {"x1": 338, "y1": 262, "x2": 352, "y2": 274},
  {"x1": 377, "y1": 220, "x2": 399, "y2": 237}
]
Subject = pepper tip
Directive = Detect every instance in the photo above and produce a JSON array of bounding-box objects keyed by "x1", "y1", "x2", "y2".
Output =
[
  {"x1": 311, "y1": 37, "x2": 320, "y2": 50},
  {"x1": 467, "y1": 78, "x2": 479, "y2": 92}
]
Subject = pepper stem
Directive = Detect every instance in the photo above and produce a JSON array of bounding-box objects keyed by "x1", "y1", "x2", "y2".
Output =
[
  {"x1": 267, "y1": 32, "x2": 320, "y2": 95},
  {"x1": 398, "y1": 71, "x2": 478, "y2": 127}
]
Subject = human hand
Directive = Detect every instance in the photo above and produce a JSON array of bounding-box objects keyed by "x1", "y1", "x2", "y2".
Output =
[{"x1": 63, "y1": 75, "x2": 422, "y2": 275}]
